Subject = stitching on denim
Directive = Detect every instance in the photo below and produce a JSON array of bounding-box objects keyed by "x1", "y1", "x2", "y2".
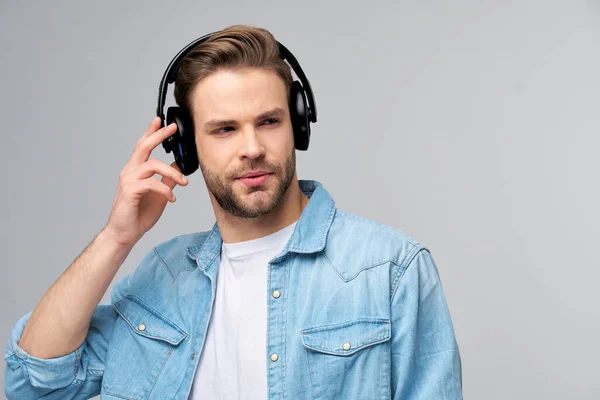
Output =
[
  {"x1": 320, "y1": 250, "x2": 345, "y2": 281},
  {"x1": 390, "y1": 264, "x2": 405, "y2": 299},
  {"x1": 323, "y1": 249, "x2": 402, "y2": 283},
  {"x1": 73, "y1": 347, "x2": 80, "y2": 382},
  {"x1": 303, "y1": 326, "x2": 390, "y2": 398},
  {"x1": 303, "y1": 334, "x2": 391, "y2": 356},
  {"x1": 185, "y1": 231, "x2": 212, "y2": 257},
  {"x1": 101, "y1": 386, "x2": 140, "y2": 400},
  {"x1": 288, "y1": 198, "x2": 335, "y2": 253},
  {"x1": 174, "y1": 366, "x2": 189, "y2": 399},
  {"x1": 187, "y1": 228, "x2": 221, "y2": 268},
  {"x1": 304, "y1": 346, "x2": 317, "y2": 399},
  {"x1": 17, "y1": 352, "x2": 32, "y2": 384},
  {"x1": 115, "y1": 295, "x2": 188, "y2": 343},
  {"x1": 125, "y1": 295, "x2": 186, "y2": 334},
  {"x1": 199, "y1": 235, "x2": 222, "y2": 271},
  {"x1": 384, "y1": 339, "x2": 390, "y2": 399},
  {"x1": 153, "y1": 247, "x2": 174, "y2": 281},
  {"x1": 302, "y1": 318, "x2": 390, "y2": 333},
  {"x1": 101, "y1": 345, "x2": 176, "y2": 399},
  {"x1": 318, "y1": 198, "x2": 336, "y2": 248},
  {"x1": 303, "y1": 335, "x2": 390, "y2": 356},
  {"x1": 147, "y1": 344, "x2": 176, "y2": 397},
  {"x1": 173, "y1": 268, "x2": 199, "y2": 280},
  {"x1": 301, "y1": 320, "x2": 392, "y2": 354},
  {"x1": 415, "y1": 347, "x2": 460, "y2": 358},
  {"x1": 266, "y1": 261, "x2": 272, "y2": 398},
  {"x1": 281, "y1": 258, "x2": 290, "y2": 400},
  {"x1": 114, "y1": 305, "x2": 175, "y2": 344},
  {"x1": 4, "y1": 354, "x2": 21, "y2": 371},
  {"x1": 87, "y1": 369, "x2": 104, "y2": 376},
  {"x1": 200, "y1": 253, "x2": 220, "y2": 276},
  {"x1": 390, "y1": 245, "x2": 422, "y2": 300}
]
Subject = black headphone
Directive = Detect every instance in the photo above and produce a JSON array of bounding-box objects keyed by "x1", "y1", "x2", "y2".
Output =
[{"x1": 156, "y1": 31, "x2": 318, "y2": 176}]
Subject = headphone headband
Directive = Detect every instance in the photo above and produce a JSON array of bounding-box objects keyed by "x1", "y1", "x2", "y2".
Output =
[{"x1": 156, "y1": 31, "x2": 317, "y2": 128}]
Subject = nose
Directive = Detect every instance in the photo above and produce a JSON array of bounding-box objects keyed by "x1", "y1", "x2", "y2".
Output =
[{"x1": 237, "y1": 126, "x2": 266, "y2": 160}]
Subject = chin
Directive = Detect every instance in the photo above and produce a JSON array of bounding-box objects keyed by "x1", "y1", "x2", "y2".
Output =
[
  {"x1": 244, "y1": 186, "x2": 279, "y2": 203},
  {"x1": 239, "y1": 189, "x2": 274, "y2": 205},
  {"x1": 233, "y1": 198, "x2": 278, "y2": 219}
]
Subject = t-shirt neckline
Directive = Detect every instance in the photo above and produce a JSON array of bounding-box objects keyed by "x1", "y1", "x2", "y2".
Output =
[{"x1": 222, "y1": 221, "x2": 298, "y2": 259}]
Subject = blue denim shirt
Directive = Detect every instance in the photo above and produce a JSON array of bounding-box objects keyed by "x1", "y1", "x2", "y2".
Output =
[{"x1": 5, "y1": 179, "x2": 462, "y2": 399}]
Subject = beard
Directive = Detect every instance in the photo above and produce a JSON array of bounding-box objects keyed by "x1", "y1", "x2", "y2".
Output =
[{"x1": 198, "y1": 148, "x2": 296, "y2": 219}]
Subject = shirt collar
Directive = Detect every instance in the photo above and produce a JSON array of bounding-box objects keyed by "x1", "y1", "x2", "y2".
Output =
[{"x1": 185, "y1": 179, "x2": 336, "y2": 269}]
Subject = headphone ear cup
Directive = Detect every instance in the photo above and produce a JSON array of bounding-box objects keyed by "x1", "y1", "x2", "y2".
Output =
[
  {"x1": 165, "y1": 106, "x2": 199, "y2": 176},
  {"x1": 289, "y1": 80, "x2": 310, "y2": 151}
]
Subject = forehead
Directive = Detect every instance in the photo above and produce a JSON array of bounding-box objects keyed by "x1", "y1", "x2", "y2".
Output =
[{"x1": 189, "y1": 68, "x2": 288, "y2": 122}]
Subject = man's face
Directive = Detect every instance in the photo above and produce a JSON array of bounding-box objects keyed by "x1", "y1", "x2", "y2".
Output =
[{"x1": 190, "y1": 68, "x2": 296, "y2": 219}]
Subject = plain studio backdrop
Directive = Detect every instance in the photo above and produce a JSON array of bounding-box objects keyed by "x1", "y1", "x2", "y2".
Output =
[{"x1": 1, "y1": 1, "x2": 599, "y2": 399}]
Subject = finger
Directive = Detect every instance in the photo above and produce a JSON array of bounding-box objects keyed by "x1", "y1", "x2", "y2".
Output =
[
  {"x1": 130, "y1": 122, "x2": 178, "y2": 166},
  {"x1": 160, "y1": 161, "x2": 186, "y2": 189},
  {"x1": 123, "y1": 118, "x2": 166, "y2": 173},
  {"x1": 127, "y1": 159, "x2": 188, "y2": 188},
  {"x1": 131, "y1": 178, "x2": 176, "y2": 203},
  {"x1": 141, "y1": 117, "x2": 162, "y2": 140}
]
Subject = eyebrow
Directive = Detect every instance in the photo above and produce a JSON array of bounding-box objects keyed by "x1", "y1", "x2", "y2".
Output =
[{"x1": 203, "y1": 107, "x2": 285, "y2": 131}]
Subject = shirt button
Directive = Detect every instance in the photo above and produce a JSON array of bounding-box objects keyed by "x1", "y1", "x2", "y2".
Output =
[
  {"x1": 272, "y1": 290, "x2": 281, "y2": 299},
  {"x1": 270, "y1": 353, "x2": 279, "y2": 362},
  {"x1": 137, "y1": 324, "x2": 146, "y2": 331},
  {"x1": 191, "y1": 352, "x2": 196, "y2": 360},
  {"x1": 343, "y1": 342, "x2": 351, "y2": 351}
]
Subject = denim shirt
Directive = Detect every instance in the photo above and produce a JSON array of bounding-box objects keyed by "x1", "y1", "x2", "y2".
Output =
[{"x1": 4, "y1": 179, "x2": 463, "y2": 400}]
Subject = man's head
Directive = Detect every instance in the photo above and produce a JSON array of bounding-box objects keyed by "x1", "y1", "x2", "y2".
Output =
[{"x1": 173, "y1": 25, "x2": 297, "y2": 219}]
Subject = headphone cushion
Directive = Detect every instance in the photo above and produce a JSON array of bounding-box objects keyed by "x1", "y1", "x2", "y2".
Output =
[
  {"x1": 165, "y1": 106, "x2": 199, "y2": 175},
  {"x1": 289, "y1": 80, "x2": 310, "y2": 150}
]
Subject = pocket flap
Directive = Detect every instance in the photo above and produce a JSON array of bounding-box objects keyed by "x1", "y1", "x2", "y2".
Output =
[
  {"x1": 114, "y1": 295, "x2": 187, "y2": 346},
  {"x1": 301, "y1": 318, "x2": 391, "y2": 356},
  {"x1": 5, "y1": 354, "x2": 22, "y2": 371}
]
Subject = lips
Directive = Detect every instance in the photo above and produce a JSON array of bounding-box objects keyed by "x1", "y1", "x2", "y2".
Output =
[
  {"x1": 236, "y1": 172, "x2": 272, "y2": 188},
  {"x1": 237, "y1": 170, "x2": 271, "y2": 179}
]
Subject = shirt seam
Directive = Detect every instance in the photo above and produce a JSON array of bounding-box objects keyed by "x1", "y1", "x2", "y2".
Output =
[{"x1": 390, "y1": 245, "x2": 424, "y2": 301}]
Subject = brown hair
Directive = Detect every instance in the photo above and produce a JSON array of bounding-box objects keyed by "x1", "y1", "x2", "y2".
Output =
[{"x1": 173, "y1": 24, "x2": 293, "y2": 117}]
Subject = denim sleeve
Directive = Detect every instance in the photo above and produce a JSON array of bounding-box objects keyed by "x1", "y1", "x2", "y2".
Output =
[
  {"x1": 390, "y1": 248, "x2": 463, "y2": 400},
  {"x1": 4, "y1": 271, "x2": 133, "y2": 400}
]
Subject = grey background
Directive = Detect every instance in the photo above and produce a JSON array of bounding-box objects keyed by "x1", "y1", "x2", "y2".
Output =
[{"x1": 1, "y1": 1, "x2": 599, "y2": 399}]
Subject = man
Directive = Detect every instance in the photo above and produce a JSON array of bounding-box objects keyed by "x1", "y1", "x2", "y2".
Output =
[{"x1": 4, "y1": 25, "x2": 462, "y2": 399}]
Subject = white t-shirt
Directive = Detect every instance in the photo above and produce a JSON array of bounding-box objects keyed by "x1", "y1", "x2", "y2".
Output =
[{"x1": 188, "y1": 222, "x2": 297, "y2": 400}]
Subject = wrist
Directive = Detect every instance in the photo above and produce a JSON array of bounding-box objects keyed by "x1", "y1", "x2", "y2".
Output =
[{"x1": 97, "y1": 227, "x2": 137, "y2": 254}]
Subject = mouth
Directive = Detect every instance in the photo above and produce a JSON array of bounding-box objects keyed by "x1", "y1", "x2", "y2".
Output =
[
  {"x1": 236, "y1": 170, "x2": 271, "y2": 179},
  {"x1": 235, "y1": 170, "x2": 272, "y2": 187}
]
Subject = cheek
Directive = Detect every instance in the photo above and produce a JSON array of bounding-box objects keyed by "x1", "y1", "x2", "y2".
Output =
[
  {"x1": 271, "y1": 127, "x2": 296, "y2": 153},
  {"x1": 196, "y1": 138, "x2": 227, "y2": 167}
]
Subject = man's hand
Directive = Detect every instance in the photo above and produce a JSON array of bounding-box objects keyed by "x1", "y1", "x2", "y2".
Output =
[{"x1": 103, "y1": 117, "x2": 189, "y2": 247}]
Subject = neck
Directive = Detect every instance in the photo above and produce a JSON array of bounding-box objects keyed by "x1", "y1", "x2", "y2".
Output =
[{"x1": 210, "y1": 176, "x2": 309, "y2": 244}]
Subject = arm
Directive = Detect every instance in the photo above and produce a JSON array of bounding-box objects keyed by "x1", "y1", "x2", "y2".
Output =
[
  {"x1": 18, "y1": 229, "x2": 133, "y2": 359},
  {"x1": 4, "y1": 252, "x2": 134, "y2": 400},
  {"x1": 4, "y1": 118, "x2": 186, "y2": 399},
  {"x1": 390, "y1": 248, "x2": 463, "y2": 399}
]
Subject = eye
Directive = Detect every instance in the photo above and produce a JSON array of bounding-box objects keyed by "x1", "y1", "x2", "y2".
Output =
[
  {"x1": 262, "y1": 118, "x2": 280, "y2": 126},
  {"x1": 214, "y1": 127, "x2": 234, "y2": 135}
]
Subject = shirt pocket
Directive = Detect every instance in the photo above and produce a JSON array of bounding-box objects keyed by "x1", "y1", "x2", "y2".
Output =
[
  {"x1": 101, "y1": 295, "x2": 188, "y2": 400},
  {"x1": 301, "y1": 318, "x2": 391, "y2": 400}
]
